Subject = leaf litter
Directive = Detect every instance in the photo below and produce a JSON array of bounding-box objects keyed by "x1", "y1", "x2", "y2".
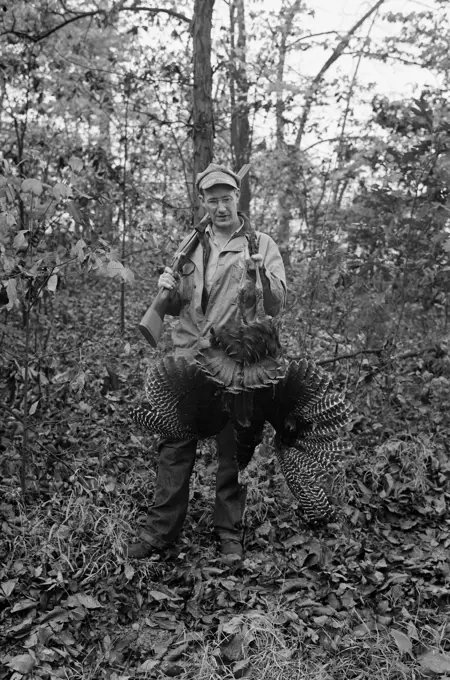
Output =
[{"x1": 1, "y1": 263, "x2": 450, "y2": 679}]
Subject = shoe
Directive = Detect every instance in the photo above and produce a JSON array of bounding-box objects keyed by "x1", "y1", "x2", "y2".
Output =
[
  {"x1": 126, "y1": 538, "x2": 179, "y2": 560},
  {"x1": 218, "y1": 538, "x2": 243, "y2": 559},
  {"x1": 125, "y1": 540, "x2": 157, "y2": 559}
]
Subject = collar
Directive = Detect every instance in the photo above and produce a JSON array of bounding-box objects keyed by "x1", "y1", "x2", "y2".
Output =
[{"x1": 205, "y1": 217, "x2": 244, "y2": 242}]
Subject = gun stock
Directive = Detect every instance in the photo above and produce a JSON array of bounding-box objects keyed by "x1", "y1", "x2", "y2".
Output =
[{"x1": 138, "y1": 287, "x2": 172, "y2": 348}]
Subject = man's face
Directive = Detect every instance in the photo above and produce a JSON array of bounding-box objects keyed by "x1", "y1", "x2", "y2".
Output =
[{"x1": 200, "y1": 184, "x2": 240, "y2": 232}]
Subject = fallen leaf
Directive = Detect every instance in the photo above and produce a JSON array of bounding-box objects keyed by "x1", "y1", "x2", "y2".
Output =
[
  {"x1": 149, "y1": 590, "x2": 171, "y2": 601},
  {"x1": 1, "y1": 579, "x2": 17, "y2": 597},
  {"x1": 125, "y1": 563, "x2": 135, "y2": 580},
  {"x1": 353, "y1": 622, "x2": 375, "y2": 638},
  {"x1": 282, "y1": 534, "x2": 307, "y2": 548},
  {"x1": 220, "y1": 634, "x2": 245, "y2": 663},
  {"x1": 233, "y1": 658, "x2": 251, "y2": 678},
  {"x1": 391, "y1": 629, "x2": 413, "y2": 656},
  {"x1": 419, "y1": 651, "x2": 450, "y2": 674},
  {"x1": 7, "y1": 653, "x2": 36, "y2": 673},
  {"x1": 11, "y1": 599, "x2": 37, "y2": 613},
  {"x1": 137, "y1": 659, "x2": 159, "y2": 672},
  {"x1": 66, "y1": 593, "x2": 102, "y2": 609}
]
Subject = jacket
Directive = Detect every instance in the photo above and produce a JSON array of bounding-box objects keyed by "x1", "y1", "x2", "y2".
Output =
[{"x1": 165, "y1": 218, "x2": 286, "y2": 354}]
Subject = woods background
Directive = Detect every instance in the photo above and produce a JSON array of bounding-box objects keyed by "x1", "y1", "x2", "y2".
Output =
[{"x1": 1, "y1": 1, "x2": 450, "y2": 679}]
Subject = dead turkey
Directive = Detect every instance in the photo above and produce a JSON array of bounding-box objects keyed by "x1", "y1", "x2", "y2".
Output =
[
  {"x1": 194, "y1": 230, "x2": 284, "y2": 427},
  {"x1": 130, "y1": 354, "x2": 351, "y2": 523}
]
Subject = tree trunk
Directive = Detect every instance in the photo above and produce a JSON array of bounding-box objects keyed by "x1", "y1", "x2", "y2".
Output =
[
  {"x1": 230, "y1": 0, "x2": 251, "y2": 216},
  {"x1": 192, "y1": 0, "x2": 215, "y2": 224},
  {"x1": 275, "y1": 0, "x2": 303, "y2": 266}
]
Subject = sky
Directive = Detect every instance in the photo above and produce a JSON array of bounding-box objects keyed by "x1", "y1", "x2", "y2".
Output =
[
  {"x1": 308, "y1": 0, "x2": 444, "y2": 96},
  {"x1": 245, "y1": 0, "x2": 448, "y2": 151}
]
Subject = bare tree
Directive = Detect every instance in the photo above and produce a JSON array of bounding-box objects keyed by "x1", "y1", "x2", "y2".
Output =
[
  {"x1": 230, "y1": 0, "x2": 251, "y2": 215},
  {"x1": 192, "y1": 0, "x2": 215, "y2": 223}
]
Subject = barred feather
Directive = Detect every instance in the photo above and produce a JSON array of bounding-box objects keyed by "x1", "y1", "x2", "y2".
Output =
[{"x1": 130, "y1": 354, "x2": 352, "y2": 523}]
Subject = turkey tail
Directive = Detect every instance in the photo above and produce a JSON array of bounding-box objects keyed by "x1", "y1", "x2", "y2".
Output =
[
  {"x1": 267, "y1": 358, "x2": 351, "y2": 442},
  {"x1": 260, "y1": 357, "x2": 351, "y2": 523},
  {"x1": 131, "y1": 355, "x2": 229, "y2": 440},
  {"x1": 130, "y1": 402, "x2": 157, "y2": 431},
  {"x1": 275, "y1": 440, "x2": 339, "y2": 523}
]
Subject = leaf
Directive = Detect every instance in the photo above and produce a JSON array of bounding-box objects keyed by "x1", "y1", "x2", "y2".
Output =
[
  {"x1": 71, "y1": 238, "x2": 87, "y2": 263},
  {"x1": 29, "y1": 400, "x2": 39, "y2": 416},
  {"x1": 66, "y1": 593, "x2": 102, "y2": 609},
  {"x1": 391, "y1": 629, "x2": 413, "y2": 655},
  {"x1": 7, "y1": 653, "x2": 36, "y2": 673},
  {"x1": 124, "y1": 563, "x2": 135, "y2": 580},
  {"x1": 1, "y1": 255, "x2": 16, "y2": 274},
  {"x1": 52, "y1": 182, "x2": 71, "y2": 200},
  {"x1": 149, "y1": 590, "x2": 170, "y2": 601},
  {"x1": 419, "y1": 651, "x2": 450, "y2": 674},
  {"x1": 122, "y1": 267, "x2": 135, "y2": 283},
  {"x1": 13, "y1": 230, "x2": 28, "y2": 252},
  {"x1": 106, "y1": 260, "x2": 125, "y2": 278},
  {"x1": 11, "y1": 599, "x2": 37, "y2": 613},
  {"x1": 66, "y1": 200, "x2": 83, "y2": 223},
  {"x1": 137, "y1": 659, "x2": 159, "y2": 672},
  {"x1": 220, "y1": 634, "x2": 244, "y2": 663},
  {"x1": 69, "y1": 156, "x2": 83, "y2": 172},
  {"x1": 21, "y1": 178, "x2": 43, "y2": 196},
  {"x1": 5, "y1": 612, "x2": 36, "y2": 638},
  {"x1": 1, "y1": 579, "x2": 17, "y2": 596},
  {"x1": 232, "y1": 659, "x2": 250, "y2": 678},
  {"x1": 6, "y1": 279, "x2": 18, "y2": 310},
  {"x1": 47, "y1": 274, "x2": 58, "y2": 292}
]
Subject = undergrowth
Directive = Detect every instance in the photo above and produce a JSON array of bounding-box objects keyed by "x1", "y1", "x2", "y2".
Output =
[{"x1": 1, "y1": 261, "x2": 450, "y2": 679}]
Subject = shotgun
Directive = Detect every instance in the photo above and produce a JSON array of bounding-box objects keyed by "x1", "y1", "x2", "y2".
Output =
[{"x1": 138, "y1": 164, "x2": 251, "y2": 347}]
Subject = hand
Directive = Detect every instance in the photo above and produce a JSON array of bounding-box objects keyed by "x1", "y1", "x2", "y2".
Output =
[
  {"x1": 245, "y1": 254, "x2": 263, "y2": 271},
  {"x1": 158, "y1": 266, "x2": 179, "y2": 291}
]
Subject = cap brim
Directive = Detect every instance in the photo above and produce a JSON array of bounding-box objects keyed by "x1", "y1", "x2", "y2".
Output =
[{"x1": 199, "y1": 171, "x2": 238, "y2": 191}]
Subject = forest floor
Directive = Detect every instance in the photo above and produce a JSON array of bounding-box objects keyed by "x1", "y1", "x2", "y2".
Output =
[{"x1": 1, "y1": 257, "x2": 450, "y2": 680}]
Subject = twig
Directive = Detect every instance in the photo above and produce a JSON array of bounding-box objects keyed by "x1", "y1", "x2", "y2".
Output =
[
  {"x1": 316, "y1": 348, "x2": 383, "y2": 365},
  {"x1": 286, "y1": 345, "x2": 443, "y2": 366},
  {"x1": 2, "y1": 402, "x2": 77, "y2": 475}
]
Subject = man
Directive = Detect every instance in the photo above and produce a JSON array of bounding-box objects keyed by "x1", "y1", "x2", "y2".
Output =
[{"x1": 128, "y1": 163, "x2": 286, "y2": 560}]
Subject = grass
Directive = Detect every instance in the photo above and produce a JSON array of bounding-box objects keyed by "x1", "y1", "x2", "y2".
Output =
[
  {"x1": 2, "y1": 268, "x2": 450, "y2": 679},
  {"x1": 3, "y1": 441, "x2": 449, "y2": 680}
]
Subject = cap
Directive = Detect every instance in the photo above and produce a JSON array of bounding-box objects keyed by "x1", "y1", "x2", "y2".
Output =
[{"x1": 196, "y1": 163, "x2": 241, "y2": 193}]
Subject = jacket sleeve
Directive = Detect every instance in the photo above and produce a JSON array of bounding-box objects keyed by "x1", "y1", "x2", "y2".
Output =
[{"x1": 257, "y1": 233, "x2": 287, "y2": 317}]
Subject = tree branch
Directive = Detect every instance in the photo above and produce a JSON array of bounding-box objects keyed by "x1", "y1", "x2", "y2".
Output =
[
  {"x1": 294, "y1": 0, "x2": 386, "y2": 149},
  {"x1": 286, "y1": 345, "x2": 443, "y2": 366},
  {"x1": 3, "y1": 5, "x2": 190, "y2": 43}
]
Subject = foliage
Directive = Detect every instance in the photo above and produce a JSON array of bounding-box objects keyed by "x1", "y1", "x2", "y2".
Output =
[
  {"x1": 1, "y1": 0, "x2": 450, "y2": 678},
  {"x1": 0, "y1": 255, "x2": 449, "y2": 679}
]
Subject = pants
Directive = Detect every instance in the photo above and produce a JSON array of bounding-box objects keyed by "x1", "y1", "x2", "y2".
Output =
[{"x1": 138, "y1": 422, "x2": 247, "y2": 548}]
